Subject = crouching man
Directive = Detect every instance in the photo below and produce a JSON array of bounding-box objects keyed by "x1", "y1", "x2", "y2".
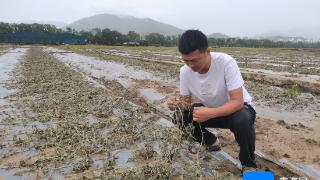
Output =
[{"x1": 167, "y1": 29, "x2": 257, "y2": 172}]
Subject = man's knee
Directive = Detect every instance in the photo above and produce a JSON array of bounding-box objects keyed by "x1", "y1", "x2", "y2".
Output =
[{"x1": 230, "y1": 109, "x2": 254, "y2": 132}]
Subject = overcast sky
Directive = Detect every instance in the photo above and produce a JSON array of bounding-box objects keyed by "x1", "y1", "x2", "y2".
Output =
[{"x1": 1, "y1": 0, "x2": 319, "y2": 37}]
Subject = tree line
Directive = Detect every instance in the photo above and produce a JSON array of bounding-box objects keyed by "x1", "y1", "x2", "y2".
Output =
[
  {"x1": 208, "y1": 38, "x2": 320, "y2": 48},
  {"x1": 79, "y1": 28, "x2": 179, "y2": 46},
  {"x1": 0, "y1": 22, "x2": 179, "y2": 46},
  {"x1": 1, "y1": 22, "x2": 320, "y2": 48}
]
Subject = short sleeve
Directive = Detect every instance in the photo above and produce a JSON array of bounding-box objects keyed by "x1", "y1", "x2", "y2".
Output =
[
  {"x1": 224, "y1": 55, "x2": 244, "y2": 91},
  {"x1": 180, "y1": 66, "x2": 191, "y2": 96}
]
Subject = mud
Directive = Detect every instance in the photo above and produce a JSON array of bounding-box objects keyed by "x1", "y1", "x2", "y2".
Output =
[
  {"x1": 1, "y1": 45, "x2": 319, "y2": 179},
  {"x1": 64, "y1": 45, "x2": 320, "y2": 94},
  {"x1": 0, "y1": 47, "x2": 242, "y2": 179},
  {"x1": 63, "y1": 45, "x2": 320, "y2": 178}
]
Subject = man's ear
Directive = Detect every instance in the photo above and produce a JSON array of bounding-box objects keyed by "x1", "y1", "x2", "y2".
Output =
[{"x1": 206, "y1": 48, "x2": 210, "y2": 55}]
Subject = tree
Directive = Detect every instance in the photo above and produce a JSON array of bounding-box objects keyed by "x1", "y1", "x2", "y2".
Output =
[
  {"x1": 127, "y1": 31, "x2": 140, "y2": 42},
  {"x1": 145, "y1": 33, "x2": 165, "y2": 45},
  {"x1": 91, "y1": 28, "x2": 102, "y2": 44},
  {"x1": 79, "y1": 30, "x2": 94, "y2": 43},
  {"x1": 0, "y1": 22, "x2": 12, "y2": 34}
]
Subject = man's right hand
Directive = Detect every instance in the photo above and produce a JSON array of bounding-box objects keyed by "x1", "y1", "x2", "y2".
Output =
[{"x1": 166, "y1": 96, "x2": 180, "y2": 111}]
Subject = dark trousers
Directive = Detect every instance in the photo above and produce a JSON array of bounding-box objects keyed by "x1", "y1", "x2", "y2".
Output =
[{"x1": 178, "y1": 103, "x2": 257, "y2": 168}]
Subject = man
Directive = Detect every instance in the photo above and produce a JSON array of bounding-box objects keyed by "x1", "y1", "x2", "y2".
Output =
[{"x1": 167, "y1": 29, "x2": 257, "y2": 172}]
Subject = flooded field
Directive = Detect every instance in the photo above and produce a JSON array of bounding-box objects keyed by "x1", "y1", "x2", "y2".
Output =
[{"x1": 0, "y1": 45, "x2": 319, "y2": 179}]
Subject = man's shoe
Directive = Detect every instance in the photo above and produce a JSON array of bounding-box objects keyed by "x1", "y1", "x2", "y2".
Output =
[
  {"x1": 188, "y1": 138, "x2": 221, "y2": 154},
  {"x1": 206, "y1": 137, "x2": 221, "y2": 152},
  {"x1": 242, "y1": 166, "x2": 257, "y2": 173},
  {"x1": 205, "y1": 143, "x2": 221, "y2": 152}
]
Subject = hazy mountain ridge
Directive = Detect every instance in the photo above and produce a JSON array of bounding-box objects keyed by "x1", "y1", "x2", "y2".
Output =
[
  {"x1": 21, "y1": 20, "x2": 67, "y2": 28},
  {"x1": 15, "y1": 14, "x2": 320, "y2": 41},
  {"x1": 207, "y1": 33, "x2": 230, "y2": 39},
  {"x1": 257, "y1": 27, "x2": 320, "y2": 41},
  {"x1": 68, "y1": 13, "x2": 184, "y2": 36}
]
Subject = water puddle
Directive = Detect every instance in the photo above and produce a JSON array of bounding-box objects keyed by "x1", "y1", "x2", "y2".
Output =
[
  {"x1": 152, "y1": 141, "x2": 161, "y2": 155},
  {"x1": 100, "y1": 49, "x2": 180, "y2": 61},
  {"x1": 201, "y1": 164, "x2": 215, "y2": 176},
  {"x1": 156, "y1": 118, "x2": 174, "y2": 128},
  {"x1": 172, "y1": 162, "x2": 184, "y2": 175},
  {"x1": 0, "y1": 48, "x2": 28, "y2": 116},
  {"x1": 209, "y1": 150, "x2": 241, "y2": 169},
  {"x1": 139, "y1": 88, "x2": 165, "y2": 102},
  {"x1": 0, "y1": 169, "x2": 34, "y2": 180},
  {"x1": 0, "y1": 48, "x2": 49, "y2": 177},
  {"x1": 0, "y1": 87, "x2": 15, "y2": 99},
  {"x1": 241, "y1": 68, "x2": 320, "y2": 81},
  {"x1": 20, "y1": 147, "x2": 39, "y2": 158},
  {"x1": 280, "y1": 158, "x2": 320, "y2": 179},
  {"x1": 0, "y1": 48, "x2": 27, "y2": 79},
  {"x1": 86, "y1": 114, "x2": 98, "y2": 125},
  {"x1": 47, "y1": 47, "x2": 168, "y2": 89},
  {"x1": 298, "y1": 165, "x2": 320, "y2": 180},
  {"x1": 255, "y1": 106, "x2": 316, "y2": 125},
  {"x1": 93, "y1": 159, "x2": 105, "y2": 169},
  {"x1": 46, "y1": 171, "x2": 65, "y2": 180},
  {"x1": 179, "y1": 143, "x2": 241, "y2": 169},
  {"x1": 0, "y1": 121, "x2": 48, "y2": 135},
  {"x1": 239, "y1": 61, "x2": 290, "y2": 67},
  {"x1": 59, "y1": 162, "x2": 74, "y2": 174},
  {"x1": 111, "y1": 149, "x2": 134, "y2": 167}
]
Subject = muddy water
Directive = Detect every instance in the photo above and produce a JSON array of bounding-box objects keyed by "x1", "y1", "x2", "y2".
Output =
[
  {"x1": 255, "y1": 107, "x2": 318, "y2": 126},
  {"x1": 47, "y1": 47, "x2": 171, "y2": 88},
  {"x1": 0, "y1": 48, "x2": 52, "y2": 179},
  {"x1": 111, "y1": 149, "x2": 134, "y2": 167},
  {"x1": 280, "y1": 158, "x2": 320, "y2": 180},
  {"x1": 0, "y1": 48, "x2": 29, "y2": 121},
  {"x1": 0, "y1": 48, "x2": 39, "y2": 179},
  {"x1": 241, "y1": 68, "x2": 320, "y2": 81},
  {"x1": 139, "y1": 88, "x2": 165, "y2": 103}
]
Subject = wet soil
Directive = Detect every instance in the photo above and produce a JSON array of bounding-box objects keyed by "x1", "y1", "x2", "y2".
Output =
[
  {"x1": 0, "y1": 47, "x2": 242, "y2": 179},
  {"x1": 0, "y1": 45, "x2": 319, "y2": 179},
  {"x1": 61, "y1": 45, "x2": 320, "y2": 179}
]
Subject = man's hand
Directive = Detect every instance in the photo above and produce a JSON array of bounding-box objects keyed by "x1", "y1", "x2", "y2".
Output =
[
  {"x1": 193, "y1": 107, "x2": 215, "y2": 123},
  {"x1": 166, "y1": 96, "x2": 179, "y2": 110}
]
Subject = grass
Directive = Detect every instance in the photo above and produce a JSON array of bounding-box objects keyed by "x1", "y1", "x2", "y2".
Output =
[{"x1": 282, "y1": 85, "x2": 300, "y2": 98}]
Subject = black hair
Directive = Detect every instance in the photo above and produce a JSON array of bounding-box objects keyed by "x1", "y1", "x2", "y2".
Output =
[{"x1": 178, "y1": 29, "x2": 208, "y2": 54}]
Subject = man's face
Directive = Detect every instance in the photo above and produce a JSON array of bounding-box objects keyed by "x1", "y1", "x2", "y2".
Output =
[{"x1": 181, "y1": 49, "x2": 210, "y2": 73}]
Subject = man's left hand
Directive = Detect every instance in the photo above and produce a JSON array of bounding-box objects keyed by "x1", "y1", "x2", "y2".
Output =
[{"x1": 193, "y1": 107, "x2": 215, "y2": 123}]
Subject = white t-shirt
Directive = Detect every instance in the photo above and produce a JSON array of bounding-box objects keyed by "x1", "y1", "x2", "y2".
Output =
[{"x1": 180, "y1": 52, "x2": 252, "y2": 108}]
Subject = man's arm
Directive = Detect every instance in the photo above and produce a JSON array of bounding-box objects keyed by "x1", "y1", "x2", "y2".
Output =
[{"x1": 193, "y1": 87, "x2": 244, "y2": 122}]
